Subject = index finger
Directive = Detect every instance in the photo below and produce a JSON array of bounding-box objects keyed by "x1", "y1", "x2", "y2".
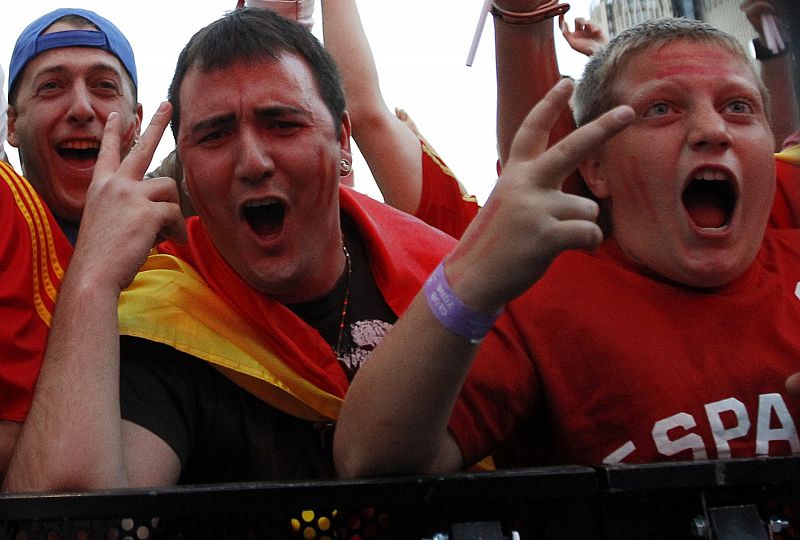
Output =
[
  {"x1": 534, "y1": 105, "x2": 634, "y2": 191},
  {"x1": 92, "y1": 111, "x2": 124, "y2": 188},
  {"x1": 507, "y1": 78, "x2": 575, "y2": 165},
  {"x1": 119, "y1": 101, "x2": 173, "y2": 181},
  {"x1": 559, "y1": 14, "x2": 569, "y2": 33}
]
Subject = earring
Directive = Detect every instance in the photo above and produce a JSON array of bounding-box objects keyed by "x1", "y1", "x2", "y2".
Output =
[{"x1": 339, "y1": 158, "x2": 352, "y2": 175}]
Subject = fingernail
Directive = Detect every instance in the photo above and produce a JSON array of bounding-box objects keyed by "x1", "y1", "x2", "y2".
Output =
[
  {"x1": 614, "y1": 106, "x2": 634, "y2": 122},
  {"x1": 555, "y1": 78, "x2": 573, "y2": 92}
]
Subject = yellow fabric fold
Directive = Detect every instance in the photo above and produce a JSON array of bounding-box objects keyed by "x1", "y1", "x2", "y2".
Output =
[
  {"x1": 118, "y1": 253, "x2": 342, "y2": 422},
  {"x1": 776, "y1": 144, "x2": 800, "y2": 165}
]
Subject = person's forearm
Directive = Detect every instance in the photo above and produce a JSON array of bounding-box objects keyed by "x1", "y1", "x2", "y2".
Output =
[
  {"x1": 760, "y1": 55, "x2": 800, "y2": 149},
  {"x1": 495, "y1": 11, "x2": 571, "y2": 166},
  {"x1": 334, "y1": 291, "x2": 473, "y2": 478},
  {"x1": 320, "y1": 0, "x2": 423, "y2": 213},
  {"x1": 0, "y1": 422, "x2": 20, "y2": 486},
  {"x1": 3, "y1": 269, "x2": 128, "y2": 492},
  {"x1": 334, "y1": 81, "x2": 635, "y2": 480},
  {"x1": 321, "y1": 0, "x2": 384, "y2": 128}
]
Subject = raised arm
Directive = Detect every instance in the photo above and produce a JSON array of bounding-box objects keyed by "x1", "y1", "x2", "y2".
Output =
[
  {"x1": 494, "y1": 0, "x2": 573, "y2": 167},
  {"x1": 334, "y1": 80, "x2": 634, "y2": 478},
  {"x1": 741, "y1": 0, "x2": 799, "y2": 149},
  {"x1": 3, "y1": 104, "x2": 185, "y2": 492},
  {"x1": 559, "y1": 15, "x2": 607, "y2": 57},
  {"x1": 320, "y1": 0, "x2": 424, "y2": 214}
]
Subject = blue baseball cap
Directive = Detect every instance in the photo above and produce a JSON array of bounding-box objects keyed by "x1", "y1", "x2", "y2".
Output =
[{"x1": 9, "y1": 8, "x2": 137, "y2": 97}]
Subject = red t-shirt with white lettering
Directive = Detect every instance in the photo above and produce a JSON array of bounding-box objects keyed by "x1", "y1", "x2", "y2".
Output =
[{"x1": 450, "y1": 230, "x2": 800, "y2": 466}]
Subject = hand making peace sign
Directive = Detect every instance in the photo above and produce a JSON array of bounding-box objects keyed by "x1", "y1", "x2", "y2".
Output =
[
  {"x1": 71, "y1": 102, "x2": 186, "y2": 294},
  {"x1": 443, "y1": 79, "x2": 633, "y2": 314}
]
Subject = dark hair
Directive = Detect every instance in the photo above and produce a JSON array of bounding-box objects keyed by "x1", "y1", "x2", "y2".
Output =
[{"x1": 168, "y1": 8, "x2": 346, "y2": 141}]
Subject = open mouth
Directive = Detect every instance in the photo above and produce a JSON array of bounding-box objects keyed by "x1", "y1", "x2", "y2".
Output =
[
  {"x1": 243, "y1": 199, "x2": 286, "y2": 237},
  {"x1": 682, "y1": 170, "x2": 736, "y2": 230},
  {"x1": 57, "y1": 141, "x2": 100, "y2": 165}
]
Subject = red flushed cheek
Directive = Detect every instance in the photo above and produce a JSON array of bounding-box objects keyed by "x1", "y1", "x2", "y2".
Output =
[
  {"x1": 120, "y1": 122, "x2": 138, "y2": 151},
  {"x1": 310, "y1": 150, "x2": 338, "y2": 208},
  {"x1": 619, "y1": 157, "x2": 660, "y2": 218}
]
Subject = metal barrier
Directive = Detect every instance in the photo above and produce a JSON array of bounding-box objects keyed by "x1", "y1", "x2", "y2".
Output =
[{"x1": 0, "y1": 456, "x2": 797, "y2": 539}]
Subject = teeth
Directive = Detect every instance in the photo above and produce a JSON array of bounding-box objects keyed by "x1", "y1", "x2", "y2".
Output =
[
  {"x1": 694, "y1": 168, "x2": 729, "y2": 181},
  {"x1": 59, "y1": 141, "x2": 100, "y2": 150},
  {"x1": 244, "y1": 199, "x2": 278, "y2": 208}
]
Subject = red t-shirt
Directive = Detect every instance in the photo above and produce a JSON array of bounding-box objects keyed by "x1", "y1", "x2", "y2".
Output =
[
  {"x1": 0, "y1": 161, "x2": 72, "y2": 422},
  {"x1": 413, "y1": 140, "x2": 479, "y2": 239},
  {"x1": 769, "y1": 155, "x2": 800, "y2": 228},
  {"x1": 450, "y1": 230, "x2": 800, "y2": 466}
]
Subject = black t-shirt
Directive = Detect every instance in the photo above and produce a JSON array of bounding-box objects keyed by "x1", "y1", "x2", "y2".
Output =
[{"x1": 119, "y1": 214, "x2": 397, "y2": 483}]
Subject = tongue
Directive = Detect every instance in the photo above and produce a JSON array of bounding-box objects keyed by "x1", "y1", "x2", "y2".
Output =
[
  {"x1": 63, "y1": 156, "x2": 97, "y2": 169},
  {"x1": 250, "y1": 215, "x2": 281, "y2": 237},
  {"x1": 59, "y1": 149, "x2": 98, "y2": 170},
  {"x1": 685, "y1": 193, "x2": 726, "y2": 228},
  {"x1": 246, "y1": 205, "x2": 284, "y2": 237}
]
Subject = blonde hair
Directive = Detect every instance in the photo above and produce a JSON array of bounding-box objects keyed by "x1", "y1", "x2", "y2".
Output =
[{"x1": 573, "y1": 18, "x2": 767, "y2": 126}]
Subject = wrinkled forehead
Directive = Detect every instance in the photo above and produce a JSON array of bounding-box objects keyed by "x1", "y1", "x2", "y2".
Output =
[
  {"x1": 613, "y1": 39, "x2": 764, "y2": 98},
  {"x1": 179, "y1": 53, "x2": 319, "y2": 110}
]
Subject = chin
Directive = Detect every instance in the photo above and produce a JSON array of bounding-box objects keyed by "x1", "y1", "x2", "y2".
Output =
[
  {"x1": 50, "y1": 202, "x2": 84, "y2": 224},
  {"x1": 672, "y1": 262, "x2": 750, "y2": 289}
]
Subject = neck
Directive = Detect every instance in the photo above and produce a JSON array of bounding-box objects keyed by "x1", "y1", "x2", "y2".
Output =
[{"x1": 56, "y1": 215, "x2": 80, "y2": 245}]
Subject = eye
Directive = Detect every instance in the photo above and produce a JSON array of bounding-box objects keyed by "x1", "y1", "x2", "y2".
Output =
[
  {"x1": 98, "y1": 80, "x2": 119, "y2": 91},
  {"x1": 644, "y1": 102, "x2": 673, "y2": 117},
  {"x1": 93, "y1": 79, "x2": 122, "y2": 97},
  {"x1": 36, "y1": 80, "x2": 62, "y2": 95},
  {"x1": 198, "y1": 130, "x2": 228, "y2": 144},
  {"x1": 725, "y1": 100, "x2": 752, "y2": 114},
  {"x1": 270, "y1": 120, "x2": 302, "y2": 131}
]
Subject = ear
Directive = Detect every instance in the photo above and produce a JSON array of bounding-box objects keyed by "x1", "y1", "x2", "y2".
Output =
[
  {"x1": 578, "y1": 154, "x2": 610, "y2": 199},
  {"x1": 338, "y1": 110, "x2": 352, "y2": 165},
  {"x1": 6, "y1": 106, "x2": 19, "y2": 148},
  {"x1": 135, "y1": 103, "x2": 144, "y2": 136}
]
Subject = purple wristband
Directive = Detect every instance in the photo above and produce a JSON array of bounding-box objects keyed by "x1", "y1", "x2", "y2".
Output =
[{"x1": 423, "y1": 260, "x2": 503, "y2": 344}]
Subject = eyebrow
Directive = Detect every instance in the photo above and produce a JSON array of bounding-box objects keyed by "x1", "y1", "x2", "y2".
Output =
[
  {"x1": 625, "y1": 80, "x2": 679, "y2": 104},
  {"x1": 188, "y1": 112, "x2": 236, "y2": 135},
  {"x1": 627, "y1": 76, "x2": 762, "y2": 106},
  {"x1": 188, "y1": 105, "x2": 310, "y2": 134},
  {"x1": 32, "y1": 62, "x2": 125, "y2": 80},
  {"x1": 255, "y1": 105, "x2": 308, "y2": 120}
]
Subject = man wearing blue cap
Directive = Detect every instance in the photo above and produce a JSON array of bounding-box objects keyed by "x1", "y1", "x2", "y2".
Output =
[
  {"x1": 6, "y1": 8, "x2": 142, "y2": 244},
  {"x1": 0, "y1": 66, "x2": 7, "y2": 163},
  {"x1": 0, "y1": 8, "x2": 142, "y2": 482}
]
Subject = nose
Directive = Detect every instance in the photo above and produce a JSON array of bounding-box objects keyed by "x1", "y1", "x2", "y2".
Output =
[
  {"x1": 66, "y1": 84, "x2": 95, "y2": 125},
  {"x1": 687, "y1": 104, "x2": 733, "y2": 152},
  {"x1": 235, "y1": 127, "x2": 275, "y2": 183}
]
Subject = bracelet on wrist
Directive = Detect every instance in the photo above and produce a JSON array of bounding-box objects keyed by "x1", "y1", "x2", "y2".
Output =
[
  {"x1": 423, "y1": 260, "x2": 503, "y2": 344},
  {"x1": 490, "y1": 0, "x2": 570, "y2": 25},
  {"x1": 753, "y1": 37, "x2": 789, "y2": 61}
]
